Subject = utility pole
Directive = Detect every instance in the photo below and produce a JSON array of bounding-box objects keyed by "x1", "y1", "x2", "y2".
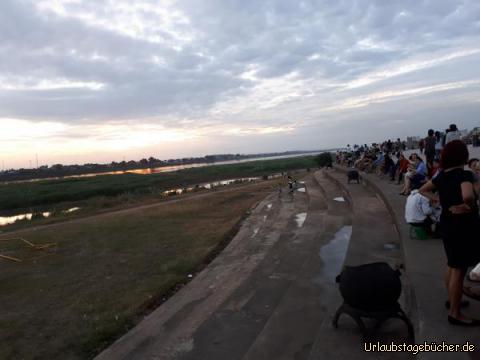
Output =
[{"x1": 36, "y1": 153, "x2": 39, "y2": 168}]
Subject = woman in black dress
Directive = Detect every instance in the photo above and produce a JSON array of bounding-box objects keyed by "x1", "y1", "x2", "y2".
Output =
[{"x1": 419, "y1": 140, "x2": 480, "y2": 326}]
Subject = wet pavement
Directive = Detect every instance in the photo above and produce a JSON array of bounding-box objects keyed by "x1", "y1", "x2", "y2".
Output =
[
  {"x1": 95, "y1": 170, "x2": 411, "y2": 360},
  {"x1": 307, "y1": 170, "x2": 412, "y2": 360}
]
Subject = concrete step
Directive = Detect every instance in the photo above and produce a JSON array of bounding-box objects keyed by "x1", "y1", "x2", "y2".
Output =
[
  {"x1": 238, "y1": 171, "x2": 352, "y2": 360},
  {"x1": 172, "y1": 172, "x2": 352, "y2": 360},
  {"x1": 95, "y1": 172, "x2": 354, "y2": 360},
  {"x1": 308, "y1": 169, "x2": 413, "y2": 360},
  {"x1": 95, "y1": 188, "x2": 302, "y2": 360}
]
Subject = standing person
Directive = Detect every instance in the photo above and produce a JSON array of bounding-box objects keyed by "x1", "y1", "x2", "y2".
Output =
[
  {"x1": 419, "y1": 140, "x2": 480, "y2": 326},
  {"x1": 425, "y1": 129, "x2": 436, "y2": 171},
  {"x1": 473, "y1": 133, "x2": 479, "y2": 147},
  {"x1": 435, "y1": 131, "x2": 443, "y2": 160},
  {"x1": 287, "y1": 176, "x2": 293, "y2": 193},
  {"x1": 445, "y1": 124, "x2": 461, "y2": 144},
  {"x1": 386, "y1": 140, "x2": 393, "y2": 153},
  {"x1": 419, "y1": 138, "x2": 425, "y2": 154},
  {"x1": 383, "y1": 152, "x2": 395, "y2": 176}
]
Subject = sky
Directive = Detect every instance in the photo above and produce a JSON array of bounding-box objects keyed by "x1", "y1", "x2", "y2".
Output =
[{"x1": 2, "y1": 0, "x2": 480, "y2": 168}]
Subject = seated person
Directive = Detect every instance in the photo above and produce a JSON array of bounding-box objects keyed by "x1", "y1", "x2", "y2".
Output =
[
  {"x1": 465, "y1": 158, "x2": 480, "y2": 292},
  {"x1": 400, "y1": 154, "x2": 418, "y2": 195},
  {"x1": 401, "y1": 154, "x2": 427, "y2": 195},
  {"x1": 405, "y1": 188, "x2": 440, "y2": 234},
  {"x1": 428, "y1": 158, "x2": 440, "y2": 179},
  {"x1": 372, "y1": 152, "x2": 384, "y2": 172},
  {"x1": 395, "y1": 153, "x2": 410, "y2": 184},
  {"x1": 468, "y1": 158, "x2": 480, "y2": 181}
]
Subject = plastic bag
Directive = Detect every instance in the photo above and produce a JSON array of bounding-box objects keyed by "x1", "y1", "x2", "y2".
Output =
[{"x1": 469, "y1": 263, "x2": 480, "y2": 282}]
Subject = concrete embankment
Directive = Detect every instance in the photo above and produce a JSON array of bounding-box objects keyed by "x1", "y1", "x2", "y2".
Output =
[
  {"x1": 96, "y1": 169, "x2": 416, "y2": 360},
  {"x1": 95, "y1": 172, "x2": 352, "y2": 360}
]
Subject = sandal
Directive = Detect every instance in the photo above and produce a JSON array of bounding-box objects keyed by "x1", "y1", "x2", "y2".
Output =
[{"x1": 448, "y1": 316, "x2": 480, "y2": 326}]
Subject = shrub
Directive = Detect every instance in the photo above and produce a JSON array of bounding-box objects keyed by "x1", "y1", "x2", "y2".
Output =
[{"x1": 315, "y1": 153, "x2": 333, "y2": 168}]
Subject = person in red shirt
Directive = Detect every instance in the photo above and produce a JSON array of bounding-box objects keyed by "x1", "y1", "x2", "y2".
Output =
[
  {"x1": 428, "y1": 158, "x2": 440, "y2": 179},
  {"x1": 397, "y1": 153, "x2": 410, "y2": 184}
]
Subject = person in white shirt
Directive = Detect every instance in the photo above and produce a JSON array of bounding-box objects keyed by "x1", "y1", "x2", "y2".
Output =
[
  {"x1": 445, "y1": 124, "x2": 461, "y2": 144},
  {"x1": 405, "y1": 189, "x2": 441, "y2": 232}
]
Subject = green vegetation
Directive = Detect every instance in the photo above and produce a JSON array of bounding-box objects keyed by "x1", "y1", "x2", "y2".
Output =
[
  {"x1": 0, "y1": 181, "x2": 277, "y2": 360},
  {"x1": 0, "y1": 156, "x2": 316, "y2": 212},
  {"x1": 314, "y1": 152, "x2": 333, "y2": 168}
]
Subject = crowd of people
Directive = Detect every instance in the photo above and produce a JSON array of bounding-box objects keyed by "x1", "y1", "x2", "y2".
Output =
[{"x1": 336, "y1": 124, "x2": 480, "y2": 326}]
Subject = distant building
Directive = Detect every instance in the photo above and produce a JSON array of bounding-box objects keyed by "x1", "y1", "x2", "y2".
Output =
[{"x1": 406, "y1": 136, "x2": 420, "y2": 149}]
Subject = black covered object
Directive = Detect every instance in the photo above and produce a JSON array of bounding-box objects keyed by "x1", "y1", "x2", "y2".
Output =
[
  {"x1": 347, "y1": 170, "x2": 360, "y2": 184},
  {"x1": 336, "y1": 262, "x2": 401, "y2": 311},
  {"x1": 333, "y1": 262, "x2": 413, "y2": 340}
]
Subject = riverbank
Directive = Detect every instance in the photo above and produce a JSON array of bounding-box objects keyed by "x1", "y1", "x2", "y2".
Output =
[
  {"x1": 0, "y1": 179, "x2": 285, "y2": 360},
  {"x1": 0, "y1": 156, "x2": 316, "y2": 231}
]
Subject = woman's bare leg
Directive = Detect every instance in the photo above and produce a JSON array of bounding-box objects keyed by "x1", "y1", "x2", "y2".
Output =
[
  {"x1": 445, "y1": 267, "x2": 451, "y2": 289},
  {"x1": 448, "y1": 267, "x2": 469, "y2": 320}
]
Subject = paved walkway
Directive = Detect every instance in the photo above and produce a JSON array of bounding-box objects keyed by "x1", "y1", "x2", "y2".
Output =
[
  {"x1": 96, "y1": 170, "x2": 414, "y2": 360},
  {"x1": 340, "y1": 166, "x2": 480, "y2": 360}
]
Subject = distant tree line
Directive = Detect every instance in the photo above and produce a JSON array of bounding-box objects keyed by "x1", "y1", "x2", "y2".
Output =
[{"x1": 1, "y1": 150, "x2": 320, "y2": 182}]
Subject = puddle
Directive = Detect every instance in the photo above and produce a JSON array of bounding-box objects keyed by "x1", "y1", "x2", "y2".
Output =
[
  {"x1": 295, "y1": 212, "x2": 307, "y2": 228},
  {"x1": 317, "y1": 226, "x2": 353, "y2": 282},
  {"x1": 297, "y1": 188, "x2": 306, "y2": 193},
  {"x1": 383, "y1": 242, "x2": 398, "y2": 251},
  {"x1": 0, "y1": 213, "x2": 35, "y2": 226},
  {"x1": 0, "y1": 208, "x2": 80, "y2": 227},
  {"x1": 163, "y1": 177, "x2": 260, "y2": 196},
  {"x1": 333, "y1": 197, "x2": 345, "y2": 202}
]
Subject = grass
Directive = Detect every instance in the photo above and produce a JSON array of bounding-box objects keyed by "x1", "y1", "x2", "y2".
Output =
[
  {"x1": 0, "y1": 180, "x2": 279, "y2": 360},
  {"x1": 0, "y1": 156, "x2": 316, "y2": 212}
]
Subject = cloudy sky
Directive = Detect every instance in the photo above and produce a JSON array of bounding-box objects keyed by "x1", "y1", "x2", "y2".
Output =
[{"x1": 2, "y1": 0, "x2": 480, "y2": 168}]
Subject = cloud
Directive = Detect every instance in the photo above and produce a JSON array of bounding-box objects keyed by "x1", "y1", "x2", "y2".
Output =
[{"x1": 1, "y1": 0, "x2": 480, "y2": 166}]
